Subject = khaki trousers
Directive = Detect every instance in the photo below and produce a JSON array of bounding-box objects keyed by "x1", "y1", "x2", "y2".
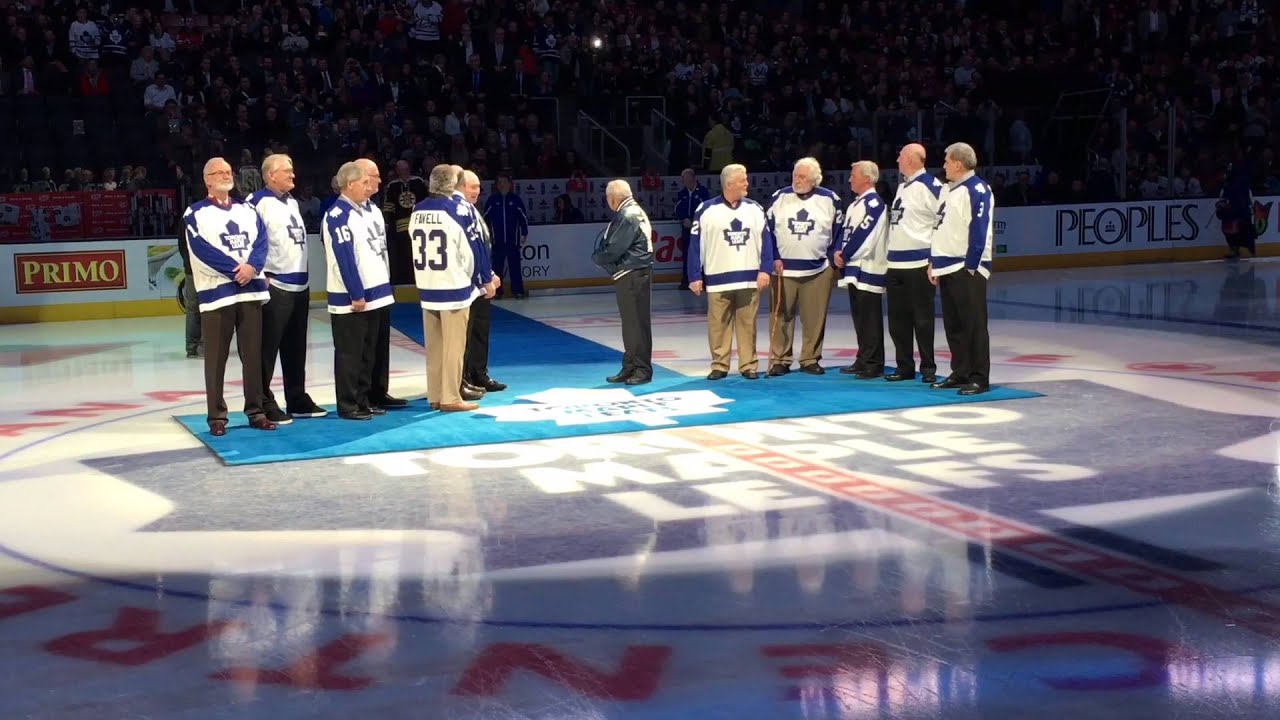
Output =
[
  {"x1": 707, "y1": 287, "x2": 761, "y2": 373},
  {"x1": 769, "y1": 267, "x2": 834, "y2": 368},
  {"x1": 424, "y1": 306, "x2": 471, "y2": 406}
]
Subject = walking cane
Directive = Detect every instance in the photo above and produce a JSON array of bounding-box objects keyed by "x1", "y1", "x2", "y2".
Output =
[{"x1": 768, "y1": 270, "x2": 784, "y2": 370}]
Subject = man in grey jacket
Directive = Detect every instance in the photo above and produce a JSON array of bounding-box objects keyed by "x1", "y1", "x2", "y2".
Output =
[{"x1": 592, "y1": 180, "x2": 655, "y2": 385}]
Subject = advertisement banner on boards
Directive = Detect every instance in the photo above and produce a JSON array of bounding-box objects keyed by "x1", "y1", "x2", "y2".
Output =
[
  {"x1": 994, "y1": 196, "x2": 1279, "y2": 257},
  {"x1": 1, "y1": 241, "x2": 179, "y2": 307}
]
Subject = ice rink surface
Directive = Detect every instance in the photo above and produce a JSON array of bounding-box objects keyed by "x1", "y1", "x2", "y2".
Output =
[{"x1": 1, "y1": 258, "x2": 1279, "y2": 719}]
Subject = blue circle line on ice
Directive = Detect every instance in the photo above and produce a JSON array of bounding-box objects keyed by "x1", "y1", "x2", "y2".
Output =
[{"x1": 1, "y1": 540, "x2": 1278, "y2": 633}]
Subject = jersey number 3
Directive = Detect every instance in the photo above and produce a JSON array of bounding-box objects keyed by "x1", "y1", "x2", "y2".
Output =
[{"x1": 412, "y1": 228, "x2": 448, "y2": 271}]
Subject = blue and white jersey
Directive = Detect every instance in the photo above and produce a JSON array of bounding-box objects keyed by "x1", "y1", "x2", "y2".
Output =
[
  {"x1": 837, "y1": 190, "x2": 890, "y2": 294},
  {"x1": 246, "y1": 189, "x2": 309, "y2": 292},
  {"x1": 931, "y1": 172, "x2": 994, "y2": 279},
  {"x1": 766, "y1": 185, "x2": 842, "y2": 277},
  {"x1": 887, "y1": 169, "x2": 944, "y2": 269},
  {"x1": 688, "y1": 196, "x2": 774, "y2": 293},
  {"x1": 322, "y1": 196, "x2": 394, "y2": 314},
  {"x1": 410, "y1": 195, "x2": 492, "y2": 311},
  {"x1": 362, "y1": 199, "x2": 390, "y2": 275},
  {"x1": 182, "y1": 198, "x2": 269, "y2": 312}
]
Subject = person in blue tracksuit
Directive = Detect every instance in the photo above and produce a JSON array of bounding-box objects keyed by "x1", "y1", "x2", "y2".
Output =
[
  {"x1": 674, "y1": 168, "x2": 710, "y2": 290},
  {"x1": 482, "y1": 175, "x2": 530, "y2": 298}
]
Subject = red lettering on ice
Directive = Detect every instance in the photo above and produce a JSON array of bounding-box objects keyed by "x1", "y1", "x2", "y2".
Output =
[
  {"x1": 0, "y1": 422, "x2": 65, "y2": 437},
  {"x1": 987, "y1": 632, "x2": 1178, "y2": 691},
  {"x1": 0, "y1": 585, "x2": 77, "y2": 621},
  {"x1": 212, "y1": 633, "x2": 391, "y2": 690},
  {"x1": 31, "y1": 402, "x2": 143, "y2": 418},
  {"x1": 43, "y1": 607, "x2": 229, "y2": 666},
  {"x1": 144, "y1": 390, "x2": 208, "y2": 403},
  {"x1": 1204, "y1": 371, "x2": 1280, "y2": 383},
  {"x1": 452, "y1": 643, "x2": 672, "y2": 700}
]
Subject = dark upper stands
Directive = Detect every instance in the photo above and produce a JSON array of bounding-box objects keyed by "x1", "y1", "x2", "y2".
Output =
[{"x1": 0, "y1": 0, "x2": 1275, "y2": 221}]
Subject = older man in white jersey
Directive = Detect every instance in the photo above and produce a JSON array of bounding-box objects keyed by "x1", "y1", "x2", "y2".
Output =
[
  {"x1": 766, "y1": 156, "x2": 841, "y2": 376},
  {"x1": 884, "y1": 143, "x2": 943, "y2": 383}
]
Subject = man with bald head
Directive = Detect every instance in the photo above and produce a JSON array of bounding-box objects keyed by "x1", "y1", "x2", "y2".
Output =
[
  {"x1": 882, "y1": 143, "x2": 944, "y2": 383},
  {"x1": 458, "y1": 168, "x2": 506, "y2": 394},
  {"x1": 183, "y1": 157, "x2": 276, "y2": 435}
]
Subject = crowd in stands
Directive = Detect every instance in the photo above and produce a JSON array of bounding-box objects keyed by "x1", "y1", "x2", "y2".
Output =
[{"x1": 0, "y1": 0, "x2": 1276, "y2": 231}]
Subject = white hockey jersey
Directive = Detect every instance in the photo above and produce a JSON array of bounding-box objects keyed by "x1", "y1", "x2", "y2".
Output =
[
  {"x1": 182, "y1": 197, "x2": 269, "y2": 312},
  {"x1": 887, "y1": 169, "x2": 944, "y2": 269},
  {"x1": 688, "y1": 196, "x2": 774, "y2": 293},
  {"x1": 246, "y1": 189, "x2": 309, "y2": 292},
  {"x1": 322, "y1": 196, "x2": 394, "y2": 314},
  {"x1": 766, "y1": 185, "x2": 842, "y2": 277},
  {"x1": 837, "y1": 190, "x2": 890, "y2": 294},
  {"x1": 409, "y1": 195, "x2": 488, "y2": 310},
  {"x1": 931, "y1": 172, "x2": 994, "y2": 279}
]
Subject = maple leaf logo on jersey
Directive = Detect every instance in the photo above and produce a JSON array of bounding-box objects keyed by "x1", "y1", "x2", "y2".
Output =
[
  {"x1": 934, "y1": 205, "x2": 947, "y2": 231},
  {"x1": 286, "y1": 214, "x2": 306, "y2": 246},
  {"x1": 723, "y1": 217, "x2": 751, "y2": 249},
  {"x1": 890, "y1": 198, "x2": 905, "y2": 226},
  {"x1": 220, "y1": 220, "x2": 250, "y2": 256},
  {"x1": 1253, "y1": 200, "x2": 1273, "y2": 237},
  {"x1": 787, "y1": 208, "x2": 814, "y2": 237},
  {"x1": 366, "y1": 227, "x2": 387, "y2": 260},
  {"x1": 476, "y1": 388, "x2": 735, "y2": 427}
]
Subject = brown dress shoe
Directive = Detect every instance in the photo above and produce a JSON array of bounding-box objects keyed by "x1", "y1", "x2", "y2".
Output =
[
  {"x1": 430, "y1": 402, "x2": 440, "y2": 410},
  {"x1": 438, "y1": 401, "x2": 479, "y2": 412}
]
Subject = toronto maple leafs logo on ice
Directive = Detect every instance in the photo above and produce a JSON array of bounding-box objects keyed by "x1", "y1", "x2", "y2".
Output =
[
  {"x1": 787, "y1": 208, "x2": 814, "y2": 237},
  {"x1": 476, "y1": 388, "x2": 734, "y2": 427},
  {"x1": 220, "y1": 220, "x2": 250, "y2": 255},
  {"x1": 723, "y1": 218, "x2": 751, "y2": 249}
]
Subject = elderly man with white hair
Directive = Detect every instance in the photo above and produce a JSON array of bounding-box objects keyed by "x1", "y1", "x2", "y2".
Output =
[
  {"x1": 411, "y1": 164, "x2": 497, "y2": 412},
  {"x1": 833, "y1": 160, "x2": 891, "y2": 380},
  {"x1": 688, "y1": 163, "x2": 773, "y2": 380},
  {"x1": 324, "y1": 160, "x2": 396, "y2": 420},
  {"x1": 183, "y1": 156, "x2": 275, "y2": 435},
  {"x1": 245, "y1": 153, "x2": 327, "y2": 424},
  {"x1": 928, "y1": 141, "x2": 994, "y2": 395},
  {"x1": 764, "y1": 156, "x2": 842, "y2": 376},
  {"x1": 355, "y1": 157, "x2": 408, "y2": 410},
  {"x1": 591, "y1": 179, "x2": 656, "y2": 385}
]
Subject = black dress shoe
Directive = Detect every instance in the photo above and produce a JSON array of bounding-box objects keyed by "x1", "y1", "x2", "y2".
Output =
[
  {"x1": 340, "y1": 410, "x2": 373, "y2": 421},
  {"x1": 800, "y1": 364, "x2": 825, "y2": 375},
  {"x1": 460, "y1": 384, "x2": 485, "y2": 401},
  {"x1": 707, "y1": 370, "x2": 728, "y2": 380},
  {"x1": 884, "y1": 372, "x2": 914, "y2": 382},
  {"x1": 366, "y1": 406, "x2": 387, "y2": 415},
  {"x1": 839, "y1": 364, "x2": 865, "y2": 375},
  {"x1": 607, "y1": 371, "x2": 633, "y2": 383},
  {"x1": 767, "y1": 364, "x2": 789, "y2": 377},
  {"x1": 852, "y1": 370, "x2": 879, "y2": 380},
  {"x1": 921, "y1": 374, "x2": 937, "y2": 384},
  {"x1": 958, "y1": 383, "x2": 991, "y2": 396},
  {"x1": 373, "y1": 395, "x2": 408, "y2": 408},
  {"x1": 741, "y1": 370, "x2": 760, "y2": 380},
  {"x1": 931, "y1": 376, "x2": 964, "y2": 389},
  {"x1": 624, "y1": 375, "x2": 651, "y2": 386},
  {"x1": 481, "y1": 378, "x2": 507, "y2": 392}
]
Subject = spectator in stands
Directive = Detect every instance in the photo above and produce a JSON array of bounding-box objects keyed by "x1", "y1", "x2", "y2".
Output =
[
  {"x1": 553, "y1": 194, "x2": 583, "y2": 223},
  {"x1": 143, "y1": 73, "x2": 176, "y2": 112}
]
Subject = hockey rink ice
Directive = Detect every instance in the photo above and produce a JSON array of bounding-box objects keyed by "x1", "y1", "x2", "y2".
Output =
[{"x1": 1, "y1": 258, "x2": 1279, "y2": 719}]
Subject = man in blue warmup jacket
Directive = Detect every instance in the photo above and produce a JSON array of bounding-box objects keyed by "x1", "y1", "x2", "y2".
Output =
[{"x1": 482, "y1": 175, "x2": 529, "y2": 298}]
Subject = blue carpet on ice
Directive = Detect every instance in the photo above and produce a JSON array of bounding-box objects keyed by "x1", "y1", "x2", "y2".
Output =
[{"x1": 176, "y1": 303, "x2": 1042, "y2": 465}]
